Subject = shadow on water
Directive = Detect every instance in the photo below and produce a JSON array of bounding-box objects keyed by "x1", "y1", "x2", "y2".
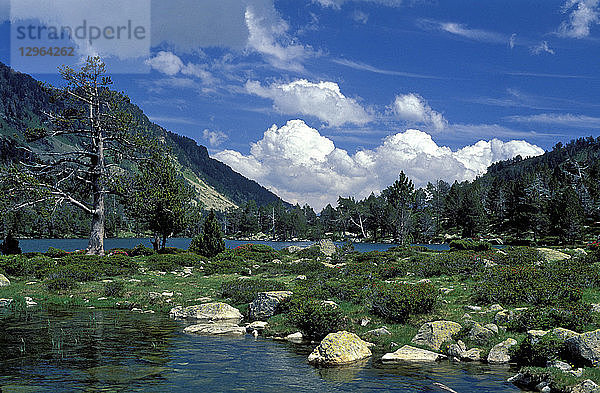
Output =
[{"x1": 0, "y1": 308, "x2": 525, "y2": 392}]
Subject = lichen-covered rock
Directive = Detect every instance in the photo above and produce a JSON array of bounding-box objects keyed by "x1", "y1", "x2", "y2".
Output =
[
  {"x1": 365, "y1": 327, "x2": 391, "y2": 337},
  {"x1": 0, "y1": 274, "x2": 10, "y2": 287},
  {"x1": 552, "y1": 327, "x2": 580, "y2": 342},
  {"x1": 527, "y1": 329, "x2": 550, "y2": 345},
  {"x1": 468, "y1": 322, "x2": 495, "y2": 344},
  {"x1": 411, "y1": 321, "x2": 462, "y2": 350},
  {"x1": 447, "y1": 340, "x2": 466, "y2": 358},
  {"x1": 462, "y1": 348, "x2": 482, "y2": 362},
  {"x1": 248, "y1": 291, "x2": 293, "y2": 320},
  {"x1": 569, "y1": 379, "x2": 600, "y2": 393},
  {"x1": 495, "y1": 309, "x2": 517, "y2": 324},
  {"x1": 286, "y1": 332, "x2": 303, "y2": 343},
  {"x1": 307, "y1": 331, "x2": 372, "y2": 366},
  {"x1": 246, "y1": 321, "x2": 268, "y2": 332},
  {"x1": 566, "y1": 329, "x2": 600, "y2": 366},
  {"x1": 537, "y1": 247, "x2": 571, "y2": 262},
  {"x1": 183, "y1": 323, "x2": 246, "y2": 335},
  {"x1": 487, "y1": 338, "x2": 517, "y2": 364},
  {"x1": 170, "y1": 302, "x2": 242, "y2": 321},
  {"x1": 318, "y1": 239, "x2": 336, "y2": 257},
  {"x1": 382, "y1": 345, "x2": 447, "y2": 362}
]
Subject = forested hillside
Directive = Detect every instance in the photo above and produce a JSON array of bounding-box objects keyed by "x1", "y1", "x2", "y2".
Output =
[
  {"x1": 225, "y1": 137, "x2": 600, "y2": 245},
  {"x1": 0, "y1": 62, "x2": 284, "y2": 238}
]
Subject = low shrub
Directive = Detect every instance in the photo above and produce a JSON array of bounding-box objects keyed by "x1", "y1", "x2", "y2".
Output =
[
  {"x1": 103, "y1": 281, "x2": 125, "y2": 298},
  {"x1": 144, "y1": 253, "x2": 206, "y2": 271},
  {"x1": 511, "y1": 333, "x2": 565, "y2": 367},
  {"x1": 129, "y1": 244, "x2": 156, "y2": 257},
  {"x1": 45, "y1": 247, "x2": 68, "y2": 258},
  {"x1": 0, "y1": 255, "x2": 55, "y2": 278},
  {"x1": 296, "y1": 246, "x2": 323, "y2": 259},
  {"x1": 203, "y1": 256, "x2": 251, "y2": 276},
  {"x1": 449, "y1": 239, "x2": 492, "y2": 251},
  {"x1": 157, "y1": 247, "x2": 185, "y2": 255},
  {"x1": 508, "y1": 303, "x2": 592, "y2": 332},
  {"x1": 46, "y1": 276, "x2": 78, "y2": 291},
  {"x1": 219, "y1": 278, "x2": 287, "y2": 304},
  {"x1": 286, "y1": 294, "x2": 347, "y2": 339},
  {"x1": 369, "y1": 281, "x2": 438, "y2": 323},
  {"x1": 494, "y1": 247, "x2": 542, "y2": 266}
]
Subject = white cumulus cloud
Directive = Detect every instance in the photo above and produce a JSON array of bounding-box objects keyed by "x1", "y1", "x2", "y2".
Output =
[
  {"x1": 214, "y1": 120, "x2": 543, "y2": 209},
  {"x1": 391, "y1": 93, "x2": 447, "y2": 132},
  {"x1": 245, "y1": 79, "x2": 372, "y2": 127},
  {"x1": 558, "y1": 0, "x2": 599, "y2": 38},
  {"x1": 146, "y1": 51, "x2": 215, "y2": 86},
  {"x1": 203, "y1": 129, "x2": 229, "y2": 147}
]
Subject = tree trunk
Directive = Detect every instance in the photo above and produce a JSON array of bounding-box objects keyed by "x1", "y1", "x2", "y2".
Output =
[
  {"x1": 87, "y1": 194, "x2": 105, "y2": 255},
  {"x1": 86, "y1": 93, "x2": 105, "y2": 255}
]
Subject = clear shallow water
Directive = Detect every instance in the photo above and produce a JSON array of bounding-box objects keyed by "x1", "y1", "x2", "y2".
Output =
[
  {"x1": 17, "y1": 238, "x2": 451, "y2": 253},
  {"x1": 0, "y1": 308, "x2": 524, "y2": 392}
]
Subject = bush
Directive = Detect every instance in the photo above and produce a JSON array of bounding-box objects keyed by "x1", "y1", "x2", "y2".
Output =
[
  {"x1": 511, "y1": 333, "x2": 565, "y2": 367},
  {"x1": 369, "y1": 281, "x2": 438, "y2": 323},
  {"x1": 296, "y1": 246, "x2": 324, "y2": 259},
  {"x1": 508, "y1": 304, "x2": 592, "y2": 332},
  {"x1": 103, "y1": 281, "x2": 125, "y2": 298},
  {"x1": 130, "y1": 244, "x2": 155, "y2": 257},
  {"x1": 157, "y1": 247, "x2": 185, "y2": 255},
  {"x1": 286, "y1": 294, "x2": 347, "y2": 339},
  {"x1": 46, "y1": 247, "x2": 69, "y2": 258},
  {"x1": 46, "y1": 276, "x2": 78, "y2": 291},
  {"x1": 0, "y1": 255, "x2": 55, "y2": 278},
  {"x1": 143, "y1": 253, "x2": 205, "y2": 271},
  {"x1": 219, "y1": 278, "x2": 287, "y2": 304},
  {"x1": 203, "y1": 257, "x2": 251, "y2": 276},
  {"x1": 494, "y1": 247, "x2": 542, "y2": 266},
  {"x1": 0, "y1": 233, "x2": 21, "y2": 255},
  {"x1": 190, "y1": 210, "x2": 225, "y2": 257},
  {"x1": 449, "y1": 239, "x2": 492, "y2": 251}
]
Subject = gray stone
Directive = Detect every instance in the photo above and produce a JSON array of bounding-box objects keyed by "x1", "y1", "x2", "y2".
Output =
[
  {"x1": 170, "y1": 302, "x2": 242, "y2": 321},
  {"x1": 488, "y1": 304, "x2": 504, "y2": 312},
  {"x1": 566, "y1": 329, "x2": 600, "y2": 366},
  {"x1": 411, "y1": 321, "x2": 462, "y2": 351},
  {"x1": 468, "y1": 323, "x2": 495, "y2": 344},
  {"x1": 382, "y1": 345, "x2": 447, "y2": 362},
  {"x1": 552, "y1": 327, "x2": 580, "y2": 343},
  {"x1": 465, "y1": 305, "x2": 482, "y2": 311},
  {"x1": 547, "y1": 360, "x2": 572, "y2": 372},
  {"x1": 365, "y1": 327, "x2": 391, "y2": 337},
  {"x1": 184, "y1": 323, "x2": 246, "y2": 335},
  {"x1": 0, "y1": 273, "x2": 10, "y2": 287},
  {"x1": 569, "y1": 379, "x2": 600, "y2": 393},
  {"x1": 487, "y1": 338, "x2": 517, "y2": 364},
  {"x1": 462, "y1": 348, "x2": 482, "y2": 362},
  {"x1": 447, "y1": 340, "x2": 466, "y2": 358},
  {"x1": 248, "y1": 291, "x2": 293, "y2": 320},
  {"x1": 246, "y1": 321, "x2": 268, "y2": 331},
  {"x1": 495, "y1": 309, "x2": 517, "y2": 324},
  {"x1": 321, "y1": 300, "x2": 339, "y2": 308},
  {"x1": 484, "y1": 323, "x2": 499, "y2": 334},
  {"x1": 286, "y1": 332, "x2": 303, "y2": 343},
  {"x1": 528, "y1": 329, "x2": 550, "y2": 345}
]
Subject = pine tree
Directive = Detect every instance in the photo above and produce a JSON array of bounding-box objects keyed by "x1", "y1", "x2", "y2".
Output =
[{"x1": 190, "y1": 210, "x2": 225, "y2": 257}]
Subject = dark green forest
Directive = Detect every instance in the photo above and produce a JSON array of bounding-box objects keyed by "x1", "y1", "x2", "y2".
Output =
[{"x1": 224, "y1": 137, "x2": 600, "y2": 246}]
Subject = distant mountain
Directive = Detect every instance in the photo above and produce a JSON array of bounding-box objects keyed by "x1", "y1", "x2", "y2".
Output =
[{"x1": 0, "y1": 62, "x2": 285, "y2": 211}]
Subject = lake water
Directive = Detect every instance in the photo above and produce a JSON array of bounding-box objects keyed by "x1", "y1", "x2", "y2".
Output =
[
  {"x1": 0, "y1": 307, "x2": 524, "y2": 392},
  {"x1": 17, "y1": 238, "x2": 450, "y2": 254}
]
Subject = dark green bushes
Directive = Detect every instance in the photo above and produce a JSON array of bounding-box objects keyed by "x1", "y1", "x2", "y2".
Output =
[
  {"x1": 370, "y1": 281, "x2": 438, "y2": 323},
  {"x1": 511, "y1": 333, "x2": 565, "y2": 367},
  {"x1": 103, "y1": 281, "x2": 126, "y2": 298},
  {"x1": 0, "y1": 255, "x2": 55, "y2": 278},
  {"x1": 494, "y1": 247, "x2": 542, "y2": 266},
  {"x1": 449, "y1": 239, "x2": 492, "y2": 251},
  {"x1": 286, "y1": 294, "x2": 347, "y2": 339},
  {"x1": 45, "y1": 247, "x2": 69, "y2": 258},
  {"x1": 219, "y1": 278, "x2": 287, "y2": 304},
  {"x1": 130, "y1": 244, "x2": 156, "y2": 256},
  {"x1": 189, "y1": 210, "x2": 225, "y2": 257},
  {"x1": 508, "y1": 304, "x2": 592, "y2": 332},
  {"x1": 144, "y1": 253, "x2": 206, "y2": 271}
]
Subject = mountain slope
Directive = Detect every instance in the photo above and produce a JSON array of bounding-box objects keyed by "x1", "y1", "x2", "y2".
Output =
[{"x1": 0, "y1": 62, "x2": 284, "y2": 211}]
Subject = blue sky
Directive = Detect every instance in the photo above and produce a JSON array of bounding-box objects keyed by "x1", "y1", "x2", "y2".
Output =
[{"x1": 1, "y1": 0, "x2": 599, "y2": 208}]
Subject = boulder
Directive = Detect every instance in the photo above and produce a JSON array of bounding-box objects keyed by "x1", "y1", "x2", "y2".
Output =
[
  {"x1": 465, "y1": 305, "x2": 482, "y2": 311},
  {"x1": 364, "y1": 327, "x2": 391, "y2": 337},
  {"x1": 468, "y1": 323, "x2": 496, "y2": 344},
  {"x1": 487, "y1": 338, "x2": 517, "y2": 364},
  {"x1": 318, "y1": 239, "x2": 336, "y2": 257},
  {"x1": 488, "y1": 304, "x2": 504, "y2": 312},
  {"x1": 248, "y1": 291, "x2": 293, "y2": 320},
  {"x1": 0, "y1": 273, "x2": 10, "y2": 287},
  {"x1": 462, "y1": 348, "x2": 483, "y2": 362},
  {"x1": 495, "y1": 309, "x2": 517, "y2": 324},
  {"x1": 307, "y1": 331, "x2": 372, "y2": 366},
  {"x1": 569, "y1": 380, "x2": 600, "y2": 393},
  {"x1": 566, "y1": 329, "x2": 600, "y2": 366},
  {"x1": 246, "y1": 321, "x2": 268, "y2": 332},
  {"x1": 527, "y1": 329, "x2": 550, "y2": 345},
  {"x1": 169, "y1": 302, "x2": 242, "y2": 321},
  {"x1": 537, "y1": 247, "x2": 571, "y2": 262},
  {"x1": 382, "y1": 345, "x2": 447, "y2": 362},
  {"x1": 552, "y1": 327, "x2": 580, "y2": 343},
  {"x1": 183, "y1": 322, "x2": 246, "y2": 335},
  {"x1": 547, "y1": 360, "x2": 572, "y2": 372},
  {"x1": 286, "y1": 332, "x2": 303, "y2": 343},
  {"x1": 411, "y1": 321, "x2": 462, "y2": 351},
  {"x1": 447, "y1": 340, "x2": 466, "y2": 358}
]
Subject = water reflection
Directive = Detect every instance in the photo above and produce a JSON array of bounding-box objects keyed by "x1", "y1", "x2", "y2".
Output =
[{"x1": 0, "y1": 308, "x2": 524, "y2": 392}]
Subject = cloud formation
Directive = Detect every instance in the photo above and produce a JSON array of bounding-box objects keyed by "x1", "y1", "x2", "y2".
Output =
[
  {"x1": 145, "y1": 51, "x2": 216, "y2": 86},
  {"x1": 506, "y1": 113, "x2": 600, "y2": 128},
  {"x1": 245, "y1": 79, "x2": 372, "y2": 127},
  {"x1": 391, "y1": 94, "x2": 447, "y2": 132},
  {"x1": 558, "y1": 0, "x2": 599, "y2": 38},
  {"x1": 214, "y1": 120, "x2": 544, "y2": 209},
  {"x1": 530, "y1": 41, "x2": 555, "y2": 55},
  {"x1": 312, "y1": 0, "x2": 404, "y2": 9},
  {"x1": 203, "y1": 129, "x2": 229, "y2": 147}
]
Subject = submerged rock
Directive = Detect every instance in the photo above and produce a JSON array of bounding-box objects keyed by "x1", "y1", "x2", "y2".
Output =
[
  {"x1": 411, "y1": 321, "x2": 462, "y2": 351},
  {"x1": 170, "y1": 302, "x2": 242, "y2": 321},
  {"x1": 248, "y1": 291, "x2": 293, "y2": 320},
  {"x1": 307, "y1": 331, "x2": 372, "y2": 366},
  {"x1": 184, "y1": 323, "x2": 246, "y2": 336},
  {"x1": 382, "y1": 345, "x2": 446, "y2": 362}
]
